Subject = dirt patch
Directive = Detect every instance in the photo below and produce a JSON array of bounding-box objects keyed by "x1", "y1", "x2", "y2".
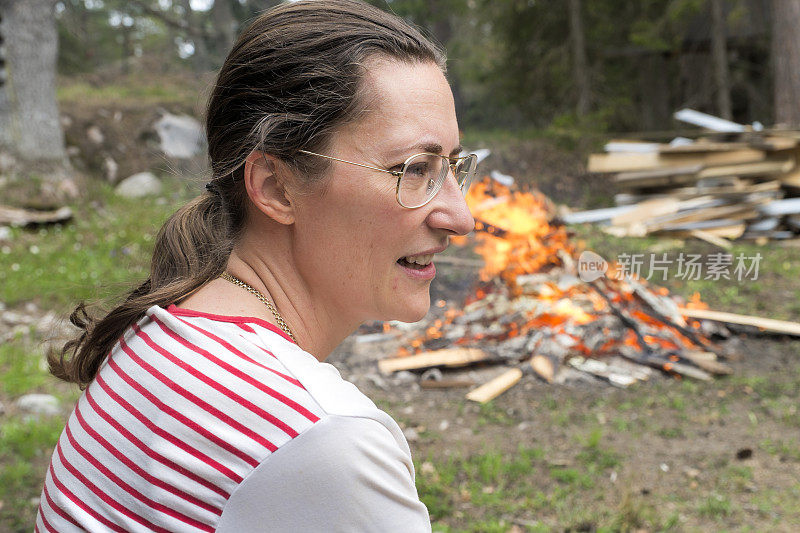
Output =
[{"x1": 331, "y1": 332, "x2": 800, "y2": 531}]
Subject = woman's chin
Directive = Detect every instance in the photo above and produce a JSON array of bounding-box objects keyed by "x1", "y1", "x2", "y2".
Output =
[{"x1": 387, "y1": 294, "x2": 430, "y2": 324}]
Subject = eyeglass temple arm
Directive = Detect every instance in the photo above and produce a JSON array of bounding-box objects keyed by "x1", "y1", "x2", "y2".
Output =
[{"x1": 298, "y1": 150, "x2": 403, "y2": 177}]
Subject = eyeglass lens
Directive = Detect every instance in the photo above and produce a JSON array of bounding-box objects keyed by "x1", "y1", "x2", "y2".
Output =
[{"x1": 398, "y1": 154, "x2": 477, "y2": 208}]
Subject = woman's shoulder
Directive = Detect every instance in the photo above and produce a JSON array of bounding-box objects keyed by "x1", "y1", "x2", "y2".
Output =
[{"x1": 142, "y1": 304, "x2": 392, "y2": 425}]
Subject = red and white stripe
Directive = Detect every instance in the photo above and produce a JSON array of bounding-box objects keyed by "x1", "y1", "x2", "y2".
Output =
[{"x1": 36, "y1": 305, "x2": 325, "y2": 532}]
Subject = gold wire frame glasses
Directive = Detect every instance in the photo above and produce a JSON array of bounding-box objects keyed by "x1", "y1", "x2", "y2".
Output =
[{"x1": 298, "y1": 149, "x2": 479, "y2": 209}]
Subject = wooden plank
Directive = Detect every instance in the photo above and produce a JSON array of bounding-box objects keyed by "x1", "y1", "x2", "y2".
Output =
[
  {"x1": 680, "y1": 308, "x2": 800, "y2": 336},
  {"x1": 615, "y1": 181, "x2": 781, "y2": 203},
  {"x1": 660, "y1": 141, "x2": 753, "y2": 153},
  {"x1": 649, "y1": 204, "x2": 761, "y2": 229},
  {"x1": 378, "y1": 348, "x2": 489, "y2": 374},
  {"x1": 614, "y1": 169, "x2": 701, "y2": 189},
  {"x1": 680, "y1": 351, "x2": 733, "y2": 375},
  {"x1": 659, "y1": 136, "x2": 797, "y2": 153},
  {"x1": 611, "y1": 198, "x2": 680, "y2": 226},
  {"x1": 589, "y1": 149, "x2": 767, "y2": 174},
  {"x1": 0, "y1": 205, "x2": 73, "y2": 226},
  {"x1": 697, "y1": 158, "x2": 794, "y2": 180},
  {"x1": 614, "y1": 164, "x2": 703, "y2": 180},
  {"x1": 466, "y1": 368, "x2": 523, "y2": 403},
  {"x1": 530, "y1": 354, "x2": 556, "y2": 383},
  {"x1": 658, "y1": 223, "x2": 746, "y2": 239},
  {"x1": 689, "y1": 229, "x2": 733, "y2": 249},
  {"x1": 588, "y1": 152, "x2": 661, "y2": 173}
]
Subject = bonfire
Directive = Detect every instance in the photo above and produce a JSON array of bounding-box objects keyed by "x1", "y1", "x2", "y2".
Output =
[{"x1": 379, "y1": 178, "x2": 734, "y2": 401}]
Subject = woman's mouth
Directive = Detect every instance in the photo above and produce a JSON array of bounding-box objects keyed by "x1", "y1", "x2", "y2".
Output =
[
  {"x1": 398, "y1": 254, "x2": 434, "y2": 269},
  {"x1": 397, "y1": 254, "x2": 436, "y2": 279}
]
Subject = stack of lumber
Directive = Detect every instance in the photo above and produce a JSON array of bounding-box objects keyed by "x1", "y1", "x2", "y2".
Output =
[{"x1": 570, "y1": 112, "x2": 800, "y2": 245}]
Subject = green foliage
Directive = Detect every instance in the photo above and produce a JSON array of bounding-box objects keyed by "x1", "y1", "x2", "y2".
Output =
[{"x1": 57, "y1": 0, "x2": 777, "y2": 132}]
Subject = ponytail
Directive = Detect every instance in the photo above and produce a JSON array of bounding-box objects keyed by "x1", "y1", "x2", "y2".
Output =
[{"x1": 49, "y1": 192, "x2": 233, "y2": 388}]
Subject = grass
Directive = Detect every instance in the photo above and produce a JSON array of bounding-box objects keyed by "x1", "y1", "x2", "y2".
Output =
[
  {"x1": 0, "y1": 416, "x2": 64, "y2": 530},
  {"x1": 56, "y1": 75, "x2": 205, "y2": 108},
  {"x1": 0, "y1": 331, "x2": 50, "y2": 396},
  {"x1": 0, "y1": 179, "x2": 194, "y2": 312}
]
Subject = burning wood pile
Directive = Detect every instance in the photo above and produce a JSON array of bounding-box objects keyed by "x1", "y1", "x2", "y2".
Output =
[
  {"x1": 377, "y1": 178, "x2": 741, "y2": 402},
  {"x1": 566, "y1": 109, "x2": 800, "y2": 247}
]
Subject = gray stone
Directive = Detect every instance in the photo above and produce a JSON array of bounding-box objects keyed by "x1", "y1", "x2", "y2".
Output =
[
  {"x1": 0, "y1": 226, "x2": 11, "y2": 241},
  {"x1": 154, "y1": 113, "x2": 205, "y2": 159},
  {"x1": 392, "y1": 370, "x2": 417, "y2": 384},
  {"x1": 402, "y1": 427, "x2": 419, "y2": 442},
  {"x1": 15, "y1": 394, "x2": 60, "y2": 416},
  {"x1": 115, "y1": 172, "x2": 162, "y2": 198},
  {"x1": 103, "y1": 156, "x2": 119, "y2": 183},
  {"x1": 87, "y1": 125, "x2": 104, "y2": 144}
]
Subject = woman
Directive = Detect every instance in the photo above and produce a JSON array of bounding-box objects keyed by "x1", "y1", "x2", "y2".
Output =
[{"x1": 36, "y1": 1, "x2": 476, "y2": 531}]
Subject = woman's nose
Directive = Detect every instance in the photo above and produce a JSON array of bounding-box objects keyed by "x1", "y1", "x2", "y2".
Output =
[{"x1": 425, "y1": 171, "x2": 475, "y2": 236}]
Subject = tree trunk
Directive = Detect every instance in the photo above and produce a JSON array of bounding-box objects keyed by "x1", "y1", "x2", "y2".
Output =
[
  {"x1": 710, "y1": 0, "x2": 732, "y2": 120},
  {"x1": 0, "y1": 0, "x2": 66, "y2": 161},
  {"x1": 772, "y1": 0, "x2": 800, "y2": 127},
  {"x1": 568, "y1": 0, "x2": 590, "y2": 116},
  {"x1": 639, "y1": 53, "x2": 671, "y2": 130},
  {"x1": 0, "y1": 10, "x2": 12, "y2": 148}
]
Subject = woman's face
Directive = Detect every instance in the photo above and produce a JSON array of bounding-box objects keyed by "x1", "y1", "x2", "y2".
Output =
[{"x1": 289, "y1": 58, "x2": 474, "y2": 325}]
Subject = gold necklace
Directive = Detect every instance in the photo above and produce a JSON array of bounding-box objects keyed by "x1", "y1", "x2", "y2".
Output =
[{"x1": 219, "y1": 272, "x2": 296, "y2": 342}]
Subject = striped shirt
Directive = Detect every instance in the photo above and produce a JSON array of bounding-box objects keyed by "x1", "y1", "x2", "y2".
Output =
[{"x1": 36, "y1": 304, "x2": 431, "y2": 532}]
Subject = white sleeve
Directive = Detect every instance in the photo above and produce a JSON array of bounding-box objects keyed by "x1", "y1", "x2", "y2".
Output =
[{"x1": 215, "y1": 414, "x2": 432, "y2": 533}]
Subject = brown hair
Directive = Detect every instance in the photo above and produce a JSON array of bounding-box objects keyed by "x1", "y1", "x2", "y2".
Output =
[{"x1": 50, "y1": 0, "x2": 446, "y2": 388}]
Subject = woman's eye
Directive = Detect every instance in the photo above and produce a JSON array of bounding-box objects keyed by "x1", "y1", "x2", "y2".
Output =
[{"x1": 405, "y1": 162, "x2": 428, "y2": 177}]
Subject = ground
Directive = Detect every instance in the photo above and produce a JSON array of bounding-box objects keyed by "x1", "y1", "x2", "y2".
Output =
[{"x1": 0, "y1": 83, "x2": 798, "y2": 531}]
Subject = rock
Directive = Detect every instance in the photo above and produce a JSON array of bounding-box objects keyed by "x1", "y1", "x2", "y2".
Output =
[
  {"x1": 438, "y1": 419, "x2": 450, "y2": 431},
  {"x1": 87, "y1": 125, "x2": 105, "y2": 144},
  {"x1": 364, "y1": 373, "x2": 387, "y2": 390},
  {"x1": 57, "y1": 178, "x2": 80, "y2": 199},
  {"x1": 103, "y1": 156, "x2": 119, "y2": 183},
  {"x1": 392, "y1": 370, "x2": 417, "y2": 384},
  {"x1": 115, "y1": 172, "x2": 162, "y2": 198},
  {"x1": 0, "y1": 226, "x2": 11, "y2": 241},
  {"x1": 15, "y1": 394, "x2": 60, "y2": 416},
  {"x1": 154, "y1": 113, "x2": 205, "y2": 159},
  {"x1": 420, "y1": 368, "x2": 443, "y2": 382},
  {"x1": 402, "y1": 427, "x2": 419, "y2": 442}
]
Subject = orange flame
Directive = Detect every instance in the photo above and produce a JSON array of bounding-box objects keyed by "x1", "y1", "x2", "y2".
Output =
[{"x1": 456, "y1": 179, "x2": 574, "y2": 288}]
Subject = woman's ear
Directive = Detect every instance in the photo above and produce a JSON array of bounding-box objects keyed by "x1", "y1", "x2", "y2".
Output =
[{"x1": 243, "y1": 151, "x2": 296, "y2": 225}]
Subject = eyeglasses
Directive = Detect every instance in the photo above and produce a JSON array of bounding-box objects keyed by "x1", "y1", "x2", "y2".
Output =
[{"x1": 298, "y1": 149, "x2": 478, "y2": 209}]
